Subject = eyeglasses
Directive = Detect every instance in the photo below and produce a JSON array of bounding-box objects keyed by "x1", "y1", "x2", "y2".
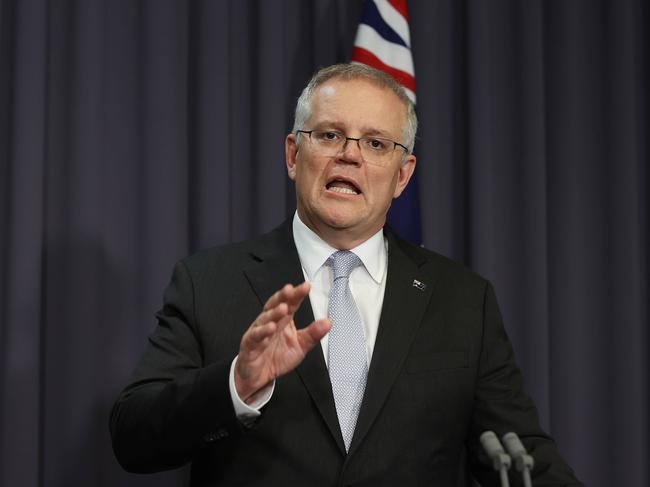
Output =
[{"x1": 296, "y1": 129, "x2": 409, "y2": 167}]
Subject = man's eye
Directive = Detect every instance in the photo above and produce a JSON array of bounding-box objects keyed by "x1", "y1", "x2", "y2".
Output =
[
  {"x1": 320, "y1": 131, "x2": 340, "y2": 141},
  {"x1": 365, "y1": 138, "x2": 388, "y2": 151}
]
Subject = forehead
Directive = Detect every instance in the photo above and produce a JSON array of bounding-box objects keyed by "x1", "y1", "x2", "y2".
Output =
[{"x1": 307, "y1": 78, "x2": 406, "y2": 136}]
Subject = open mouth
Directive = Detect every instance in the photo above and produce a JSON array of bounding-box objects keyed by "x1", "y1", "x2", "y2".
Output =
[{"x1": 326, "y1": 178, "x2": 361, "y2": 195}]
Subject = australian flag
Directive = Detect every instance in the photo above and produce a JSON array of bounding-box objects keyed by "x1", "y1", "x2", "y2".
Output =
[{"x1": 352, "y1": 0, "x2": 422, "y2": 244}]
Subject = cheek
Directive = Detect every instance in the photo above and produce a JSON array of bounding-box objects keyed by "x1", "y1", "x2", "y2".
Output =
[
  {"x1": 369, "y1": 171, "x2": 400, "y2": 201},
  {"x1": 301, "y1": 160, "x2": 328, "y2": 189},
  {"x1": 295, "y1": 163, "x2": 323, "y2": 198}
]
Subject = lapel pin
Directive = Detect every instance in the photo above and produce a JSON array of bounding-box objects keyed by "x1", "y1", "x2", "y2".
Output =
[{"x1": 412, "y1": 279, "x2": 426, "y2": 291}]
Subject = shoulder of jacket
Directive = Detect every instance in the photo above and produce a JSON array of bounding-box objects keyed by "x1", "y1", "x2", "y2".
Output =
[{"x1": 179, "y1": 222, "x2": 292, "y2": 273}]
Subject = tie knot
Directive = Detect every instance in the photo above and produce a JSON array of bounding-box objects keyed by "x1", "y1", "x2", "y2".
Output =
[{"x1": 328, "y1": 251, "x2": 362, "y2": 280}]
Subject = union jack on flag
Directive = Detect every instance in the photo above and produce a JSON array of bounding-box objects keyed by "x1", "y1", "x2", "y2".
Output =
[
  {"x1": 352, "y1": 0, "x2": 416, "y2": 103},
  {"x1": 352, "y1": 0, "x2": 421, "y2": 244}
]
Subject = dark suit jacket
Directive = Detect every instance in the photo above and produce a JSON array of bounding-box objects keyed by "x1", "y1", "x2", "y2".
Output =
[{"x1": 110, "y1": 221, "x2": 582, "y2": 486}]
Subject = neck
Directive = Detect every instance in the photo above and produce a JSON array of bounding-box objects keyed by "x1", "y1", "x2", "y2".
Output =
[{"x1": 297, "y1": 210, "x2": 383, "y2": 250}]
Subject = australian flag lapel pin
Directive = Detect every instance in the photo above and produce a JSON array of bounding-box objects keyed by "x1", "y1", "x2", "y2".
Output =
[{"x1": 412, "y1": 279, "x2": 426, "y2": 291}]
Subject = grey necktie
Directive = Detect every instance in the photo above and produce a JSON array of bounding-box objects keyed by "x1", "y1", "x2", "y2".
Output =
[{"x1": 327, "y1": 250, "x2": 368, "y2": 451}]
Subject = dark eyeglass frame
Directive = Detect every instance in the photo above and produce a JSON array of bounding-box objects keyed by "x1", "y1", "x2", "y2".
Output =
[{"x1": 296, "y1": 129, "x2": 409, "y2": 156}]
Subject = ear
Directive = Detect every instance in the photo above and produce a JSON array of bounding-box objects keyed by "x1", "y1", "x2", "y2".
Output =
[
  {"x1": 285, "y1": 133, "x2": 298, "y2": 181},
  {"x1": 393, "y1": 154, "x2": 416, "y2": 198}
]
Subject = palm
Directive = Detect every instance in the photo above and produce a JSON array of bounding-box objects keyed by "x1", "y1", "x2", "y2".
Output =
[
  {"x1": 235, "y1": 282, "x2": 330, "y2": 402},
  {"x1": 246, "y1": 320, "x2": 304, "y2": 378}
]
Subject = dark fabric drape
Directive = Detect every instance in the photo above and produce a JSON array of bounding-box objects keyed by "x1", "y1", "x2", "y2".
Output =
[{"x1": 0, "y1": 1, "x2": 647, "y2": 486}]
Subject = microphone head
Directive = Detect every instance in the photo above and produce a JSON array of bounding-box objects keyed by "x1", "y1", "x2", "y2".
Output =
[
  {"x1": 502, "y1": 432, "x2": 535, "y2": 471},
  {"x1": 502, "y1": 432, "x2": 526, "y2": 456},
  {"x1": 480, "y1": 430, "x2": 505, "y2": 457},
  {"x1": 479, "y1": 431, "x2": 511, "y2": 471}
]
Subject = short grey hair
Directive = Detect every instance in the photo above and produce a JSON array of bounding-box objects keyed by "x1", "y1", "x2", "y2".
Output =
[{"x1": 292, "y1": 63, "x2": 418, "y2": 153}]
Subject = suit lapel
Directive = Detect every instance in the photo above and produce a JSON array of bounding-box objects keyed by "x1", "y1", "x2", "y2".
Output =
[
  {"x1": 243, "y1": 222, "x2": 345, "y2": 452},
  {"x1": 348, "y1": 231, "x2": 435, "y2": 456}
]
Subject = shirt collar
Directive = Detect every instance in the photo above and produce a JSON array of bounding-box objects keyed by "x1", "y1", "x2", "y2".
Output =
[{"x1": 292, "y1": 212, "x2": 386, "y2": 284}]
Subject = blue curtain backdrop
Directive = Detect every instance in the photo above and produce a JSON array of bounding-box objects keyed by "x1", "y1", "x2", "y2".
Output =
[{"x1": 0, "y1": 1, "x2": 647, "y2": 486}]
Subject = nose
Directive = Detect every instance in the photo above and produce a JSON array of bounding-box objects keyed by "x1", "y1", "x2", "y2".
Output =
[{"x1": 338, "y1": 137, "x2": 364, "y2": 165}]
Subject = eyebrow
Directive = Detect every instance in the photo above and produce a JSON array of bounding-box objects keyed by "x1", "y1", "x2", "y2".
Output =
[{"x1": 310, "y1": 121, "x2": 395, "y2": 139}]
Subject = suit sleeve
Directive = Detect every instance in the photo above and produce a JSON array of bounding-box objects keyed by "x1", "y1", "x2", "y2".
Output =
[
  {"x1": 467, "y1": 281, "x2": 584, "y2": 487},
  {"x1": 109, "y1": 260, "x2": 244, "y2": 473}
]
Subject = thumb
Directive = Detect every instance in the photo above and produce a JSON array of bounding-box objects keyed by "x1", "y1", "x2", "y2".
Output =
[{"x1": 297, "y1": 319, "x2": 331, "y2": 351}]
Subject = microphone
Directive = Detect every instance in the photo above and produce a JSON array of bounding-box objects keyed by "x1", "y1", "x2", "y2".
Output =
[
  {"x1": 480, "y1": 431, "x2": 511, "y2": 487},
  {"x1": 502, "y1": 432, "x2": 534, "y2": 487}
]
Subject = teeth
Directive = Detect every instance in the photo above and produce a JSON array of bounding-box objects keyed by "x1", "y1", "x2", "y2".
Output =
[{"x1": 329, "y1": 186, "x2": 358, "y2": 195}]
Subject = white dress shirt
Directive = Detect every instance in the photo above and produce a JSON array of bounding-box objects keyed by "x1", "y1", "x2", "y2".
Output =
[
  {"x1": 292, "y1": 212, "x2": 388, "y2": 365},
  {"x1": 229, "y1": 212, "x2": 388, "y2": 420}
]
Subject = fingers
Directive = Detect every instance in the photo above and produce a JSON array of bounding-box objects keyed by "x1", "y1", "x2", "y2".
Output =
[
  {"x1": 242, "y1": 281, "x2": 312, "y2": 353},
  {"x1": 246, "y1": 319, "x2": 277, "y2": 343},
  {"x1": 244, "y1": 303, "x2": 288, "y2": 347},
  {"x1": 255, "y1": 302, "x2": 289, "y2": 328},
  {"x1": 244, "y1": 279, "x2": 309, "y2": 343},
  {"x1": 263, "y1": 282, "x2": 310, "y2": 312}
]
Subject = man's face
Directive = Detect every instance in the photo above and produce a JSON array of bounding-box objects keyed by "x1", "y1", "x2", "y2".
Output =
[{"x1": 285, "y1": 78, "x2": 416, "y2": 248}]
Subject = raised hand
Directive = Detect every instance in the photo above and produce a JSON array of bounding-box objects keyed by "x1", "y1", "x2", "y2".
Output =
[{"x1": 234, "y1": 282, "x2": 331, "y2": 403}]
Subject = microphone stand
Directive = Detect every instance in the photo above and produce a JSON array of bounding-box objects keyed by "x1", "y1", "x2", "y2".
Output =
[
  {"x1": 502, "y1": 432, "x2": 534, "y2": 487},
  {"x1": 494, "y1": 451, "x2": 512, "y2": 487},
  {"x1": 480, "y1": 431, "x2": 511, "y2": 487}
]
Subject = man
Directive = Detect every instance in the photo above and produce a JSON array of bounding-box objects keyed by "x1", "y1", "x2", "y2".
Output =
[{"x1": 111, "y1": 64, "x2": 582, "y2": 486}]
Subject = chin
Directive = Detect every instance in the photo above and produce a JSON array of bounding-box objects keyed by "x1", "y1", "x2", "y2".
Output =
[
  {"x1": 320, "y1": 208, "x2": 364, "y2": 230},
  {"x1": 322, "y1": 217, "x2": 355, "y2": 230}
]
